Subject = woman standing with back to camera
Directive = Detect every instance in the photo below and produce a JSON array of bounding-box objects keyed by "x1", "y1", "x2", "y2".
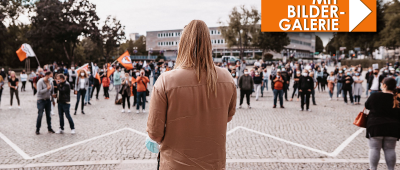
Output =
[
  {"x1": 146, "y1": 20, "x2": 236, "y2": 169},
  {"x1": 365, "y1": 78, "x2": 400, "y2": 170}
]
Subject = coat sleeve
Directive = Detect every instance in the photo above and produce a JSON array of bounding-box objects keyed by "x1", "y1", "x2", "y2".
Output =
[{"x1": 147, "y1": 75, "x2": 167, "y2": 141}]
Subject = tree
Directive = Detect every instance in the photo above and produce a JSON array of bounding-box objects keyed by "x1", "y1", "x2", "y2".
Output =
[
  {"x1": 99, "y1": 15, "x2": 125, "y2": 63},
  {"x1": 252, "y1": 31, "x2": 290, "y2": 59},
  {"x1": 219, "y1": 5, "x2": 260, "y2": 59},
  {"x1": 379, "y1": 0, "x2": 400, "y2": 58},
  {"x1": 29, "y1": 0, "x2": 100, "y2": 66},
  {"x1": 315, "y1": 36, "x2": 324, "y2": 53},
  {"x1": 119, "y1": 35, "x2": 147, "y2": 55}
]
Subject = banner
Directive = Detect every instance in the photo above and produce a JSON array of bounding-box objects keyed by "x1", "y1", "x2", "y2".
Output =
[
  {"x1": 91, "y1": 62, "x2": 101, "y2": 82},
  {"x1": 16, "y1": 43, "x2": 36, "y2": 62},
  {"x1": 117, "y1": 51, "x2": 134, "y2": 70},
  {"x1": 106, "y1": 63, "x2": 115, "y2": 78},
  {"x1": 76, "y1": 63, "x2": 89, "y2": 73},
  {"x1": 262, "y1": 0, "x2": 376, "y2": 32}
]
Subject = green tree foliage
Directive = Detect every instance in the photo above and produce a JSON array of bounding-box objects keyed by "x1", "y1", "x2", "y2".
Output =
[
  {"x1": 252, "y1": 31, "x2": 290, "y2": 58},
  {"x1": 119, "y1": 35, "x2": 147, "y2": 56},
  {"x1": 379, "y1": 0, "x2": 400, "y2": 50},
  {"x1": 99, "y1": 15, "x2": 125, "y2": 63},
  {"x1": 219, "y1": 5, "x2": 260, "y2": 58}
]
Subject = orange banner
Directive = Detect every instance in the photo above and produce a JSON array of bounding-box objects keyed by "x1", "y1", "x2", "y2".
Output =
[
  {"x1": 106, "y1": 63, "x2": 115, "y2": 78},
  {"x1": 262, "y1": 0, "x2": 376, "y2": 32},
  {"x1": 117, "y1": 51, "x2": 134, "y2": 70},
  {"x1": 16, "y1": 45, "x2": 27, "y2": 62}
]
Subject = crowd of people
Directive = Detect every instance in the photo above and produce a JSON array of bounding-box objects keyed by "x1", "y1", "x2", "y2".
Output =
[{"x1": 0, "y1": 59, "x2": 176, "y2": 135}]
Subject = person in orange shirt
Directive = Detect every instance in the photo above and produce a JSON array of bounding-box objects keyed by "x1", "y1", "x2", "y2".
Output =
[
  {"x1": 135, "y1": 70, "x2": 149, "y2": 113},
  {"x1": 102, "y1": 76, "x2": 110, "y2": 99}
]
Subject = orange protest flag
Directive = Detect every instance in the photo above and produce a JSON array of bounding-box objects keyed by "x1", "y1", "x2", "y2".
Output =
[
  {"x1": 117, "y1": 51, "x2": 134, "y2": 70},
  {"x1": 106, "y1": 63, "x2": 115, "y2": 78},
  {"x1": 95, "y1": 73, "x2": 101, "y2": 82},
  {"x1": 16, "y1": 45, "x2": 27, "y2": 62}
]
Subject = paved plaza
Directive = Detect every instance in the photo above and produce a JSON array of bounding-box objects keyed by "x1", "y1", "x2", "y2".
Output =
[{"x1": 1, "y1": 67, "x2": 400, "y2": 169}]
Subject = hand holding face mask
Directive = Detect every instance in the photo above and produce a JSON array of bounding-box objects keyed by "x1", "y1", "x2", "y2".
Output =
[{"x1": 145, "y1": 136, "x2": 159, "y2": 153}]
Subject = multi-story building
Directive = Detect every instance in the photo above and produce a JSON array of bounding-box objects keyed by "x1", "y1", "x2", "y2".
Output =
[
  {"x1": 146, "y1": 27, "x2": 315, "y2": 59},
  {"x1": 129, "y1": 33, "x2": 141, "y2": 41}
]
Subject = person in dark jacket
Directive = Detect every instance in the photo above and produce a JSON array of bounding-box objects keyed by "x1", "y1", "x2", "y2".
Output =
[
  {"x1": 281, "y1": 68, "x2": 290, "y2": 101},
  {"x1": 365, "y1": 77, "x2": 400, "y2": 170},
  {"x1": 84, "y1": 71, "x2": 94, "y2": 105},
  {"x1": 342, "y1": 71, "x2": 354, "y2": 104},
  {"x1": 55, "y1": 74, "x2": 75, "y2": 134},
  {"x1": 238, "y1": 70, "x2": 254, "y2": 109},
  {"x1": 365, "y1": 67, "x2": 373, "y2": 97},
  {"x1": 291, "y1": 72, "x2": 301, "y2": 101},
  {"x1": 91, "y1": 75, "x2": 101, "y2": 100},
  {"x1": 298, "y1": 70, "x2": 313, "y2": 111}
]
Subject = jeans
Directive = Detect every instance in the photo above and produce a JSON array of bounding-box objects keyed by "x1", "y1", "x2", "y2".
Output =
[
  {"x1": 103, "y1": 87, "x2": 109, "y2": 98},
  {"x1": 369, "y1": 136, "x2": 397, "y2": 170},
  {"x1": 273, "y1": 89, "x2": 283, "y2": 106},
  {"x1": 136, "y1": 92, "x2": 146, "y2": 110},
  {"x1": 343, "y1": 88, "x2": 353, "y2": 103},
  {"x1": 370, "y1": 90, "x2": 379, "y2": 95},
  {"x1": 122, "y1": 95, "x2": 130, "y2": 109},
  {"x1": 91, "y1": 84, "x2": 101, "y2": 99},
  {"x1": 311, "y1": 89, "x2": 316, "y2": 104},
  {"x1": 240, "y1": 89, "x2": 252, "y2": 105},
  {"x1": 10, "y1": 88, "x2": 20, "y2": 106},
  {"x1": 36, "y1": 99, "x2": 52, "y2": 130},
  {"x1": 115, "y1": 84, "x2": 121, "y2": 101},
  {"x1": 292, "y1": 84, "x2": 299, "y2": 99},
  {"x1": 337, "y1": 82, "x2": 343, "y2": 98},
  {"x1": 75, "y1": 89, "x2": 86, "y2": 111},
  {"x1": 85, "y1": 86, "x2": 92, "y2": 103},
  {"x1": 58, "y1": 103, "x2": 74, "y2": 130},
  {"x1": 261, "y1": 79, "x2": 268, "y2": 95},
  {"x1": 300, "y1": 90, "x2": 311, "y2": 110},
  {"x1": 254, "y1": 84, "x2": 261, "y2": 99}
]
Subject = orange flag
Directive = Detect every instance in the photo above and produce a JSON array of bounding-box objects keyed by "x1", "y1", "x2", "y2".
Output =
[
  {"x1": 95, "y1": 73, "x2": 101, "y2": 82},
  {"x1": 16, "y1": 45, "x2": 27, "y2": 62},
  {"x1": 117, "y1": 51, "x2": 134, "y2": 70},
  {"x1": 106, "y1": 63, "x2": 115, "y2": 78}
]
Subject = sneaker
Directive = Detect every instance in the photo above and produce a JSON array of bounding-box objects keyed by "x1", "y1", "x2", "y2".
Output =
[
  {"x1": 329, "y1": 98, "x2": 332, "y2": 101},
  {"x1": 88, "y1": 102, "x2": 92, "y2": 105},
  {"x1": 18, "y1": 106, "x2": 21, "y2": 109},
  {"x1": 56, "y1": 128, "x2": 64, "y2": 134},
  {"x1": 280, "y1": 106, "x2": 285, "y2": 109},
  {"x1": 307, "y1": 109, "x2": 312, "y2": 112},
  {"x1": 48, "y1": 129, "x2": 55, "y2": 134},
  {"x1": 238, "y1": 105, "x2": 242, "y2": 109},
  {"x1": 339, "y1": 94, "x2": 341, "y2": 98},
  {"x1": 9, "y1": 106, "x2": 12, "y2": 109},
  {"x1": 121, "y1": 109, "x2": 125, "y2": 113},
  {"x1": 299, "y1": 109, "x2": 304, "y2": 111},
  {"x1": 136, "y1": 110, "x2": 139, "y2": 114},
  {"x1": 51, "y1": 112, "x2": 55, "y2": 115},
  {"x1": 128, "y1": 110, "x2": 131, "y2": 113},
  {"x1": 71, "y1": 129, "x2": 76, "y2": 134},
  {"x1": 142, "y1": 110, "x2": 146, "y2": 113}
]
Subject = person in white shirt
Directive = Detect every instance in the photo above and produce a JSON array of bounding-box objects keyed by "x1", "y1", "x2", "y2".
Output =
[{"x1": 20, "y1": 70, "x2": 28, "y2": 92}]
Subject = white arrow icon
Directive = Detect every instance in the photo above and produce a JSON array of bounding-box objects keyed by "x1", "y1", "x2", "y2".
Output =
[{"x1": 349, "y1": 0, "x2": 372, "y2": 32}]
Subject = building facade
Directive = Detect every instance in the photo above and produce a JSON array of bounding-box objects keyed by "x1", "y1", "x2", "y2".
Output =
[
  {"x1": 146, "y1": 27, "x2": 315, "y2": 59},
  {"x1": 129, "y1": 33, "x2": 140, "y2": 41}
]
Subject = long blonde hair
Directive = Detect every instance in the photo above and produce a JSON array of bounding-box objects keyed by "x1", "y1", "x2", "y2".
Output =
[{"x1": 174, "y1": 20, "x2": 218, "y2": 97}]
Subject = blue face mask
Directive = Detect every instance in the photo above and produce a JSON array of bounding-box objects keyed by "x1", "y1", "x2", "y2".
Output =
[
  {"x1": 145, "y1": 136, "x2": 159, "y2": 153},
  {"x1": 339, "y1": 71, "x2": 343, "y2": 73},
  {"x1": 355, "y1": 73, "x2": 360, "y2": 76},
  {"x1": 347, "y1": 73, "x2": 351, "y2": 76}
]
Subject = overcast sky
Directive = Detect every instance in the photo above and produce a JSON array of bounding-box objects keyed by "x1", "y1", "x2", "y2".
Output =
[{"x1": 15, "y1": 0, "x2": 334, "y2": 46}]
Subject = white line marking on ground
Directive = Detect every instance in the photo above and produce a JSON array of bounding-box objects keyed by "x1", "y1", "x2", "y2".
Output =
[
  {"x1": 0, "y1": 131, "x2": 31, "y2": 159},
  {"x1": 1, "y1": 159, "x2": 397, "y2": 169},
  {"x1": 0, "y1": 126, "x2": 364, "y2": 160}
]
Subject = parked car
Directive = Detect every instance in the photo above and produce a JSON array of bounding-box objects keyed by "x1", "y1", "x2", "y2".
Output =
[{"x1": 213, "y1": 56, "x2": 240, "y2": 64}]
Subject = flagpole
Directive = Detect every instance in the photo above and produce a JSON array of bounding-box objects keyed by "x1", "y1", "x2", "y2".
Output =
[{"x1": 34, "y1": 56, "x2": 41, "y2": 68}]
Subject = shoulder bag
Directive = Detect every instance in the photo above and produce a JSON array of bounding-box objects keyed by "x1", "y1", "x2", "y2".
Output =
[
  {"x1": 141, "y1": 79, "x2": 150, "y2": 96},
  {"x1": 353, "y1": 108, "x2": 367, "y2": 128}
]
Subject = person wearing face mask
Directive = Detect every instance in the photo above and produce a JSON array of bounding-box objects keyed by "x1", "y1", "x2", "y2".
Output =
[
  {"x1": 368, "y1": 69, "x2": 385, "y2": 95},
  {"x1": 365, "y1": 67, "x2": 373, "y2": 98},
  {"x1": 342, "y1": 71, "x2": 354, "y2": 105},
  {"x1": 298, "y1": 70, "x2": 313, "y2": 111},
  {"x1": 316, "y1": 68, "x2": 323, "y2": 92},
  {"x1": 238, "y1": 69, "x2": 253, "y2": 109},
  {"x1": 35, "y1": 71, "x2": 55, "y2": 135},
  {"x1": 120, "y1": 73, "x2": 132, "y2": 113},
  {"x1": 352, "y1": 71, "x2": 363, "y2": 105},
  {"x1": 261, "y1": 69, "x2": 269, "y2": 97},
  {"x1": 135, "y1": 70, "x2": 149, "y2": 113},
  {"x1": 74, "y1": 70, "x2": 89, "y2": 115},
  {"x1": 291, "y1": 72, "x2": 301, "y2": 101},
  {"x1": 20, "y1": 70, "x2": 27, "y2": 92},
  {"x1": 231, "y1": 70, "x2": 238, "y2": 88},
  {"x1": 271, "y1": 69, "x2": 285, "y2": 109},
  {"x1": 114, "y1": 67, "x2": 122, "y2": 101},
  {"x1": 327, "y1": 71, "x2": 337, "y2": 100},
  {"x1": 102, "y1": 74, "x2": 110, "y2": 99},
  {"x1": 336, "y1": 70, "x2": 344, "y2": 100},
  {"x1": 84, "y1": 70, "x2": 94, "y2": 105},
  {"x1": 253, "y1": 71, "x2": 263, "y2": 101}
]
